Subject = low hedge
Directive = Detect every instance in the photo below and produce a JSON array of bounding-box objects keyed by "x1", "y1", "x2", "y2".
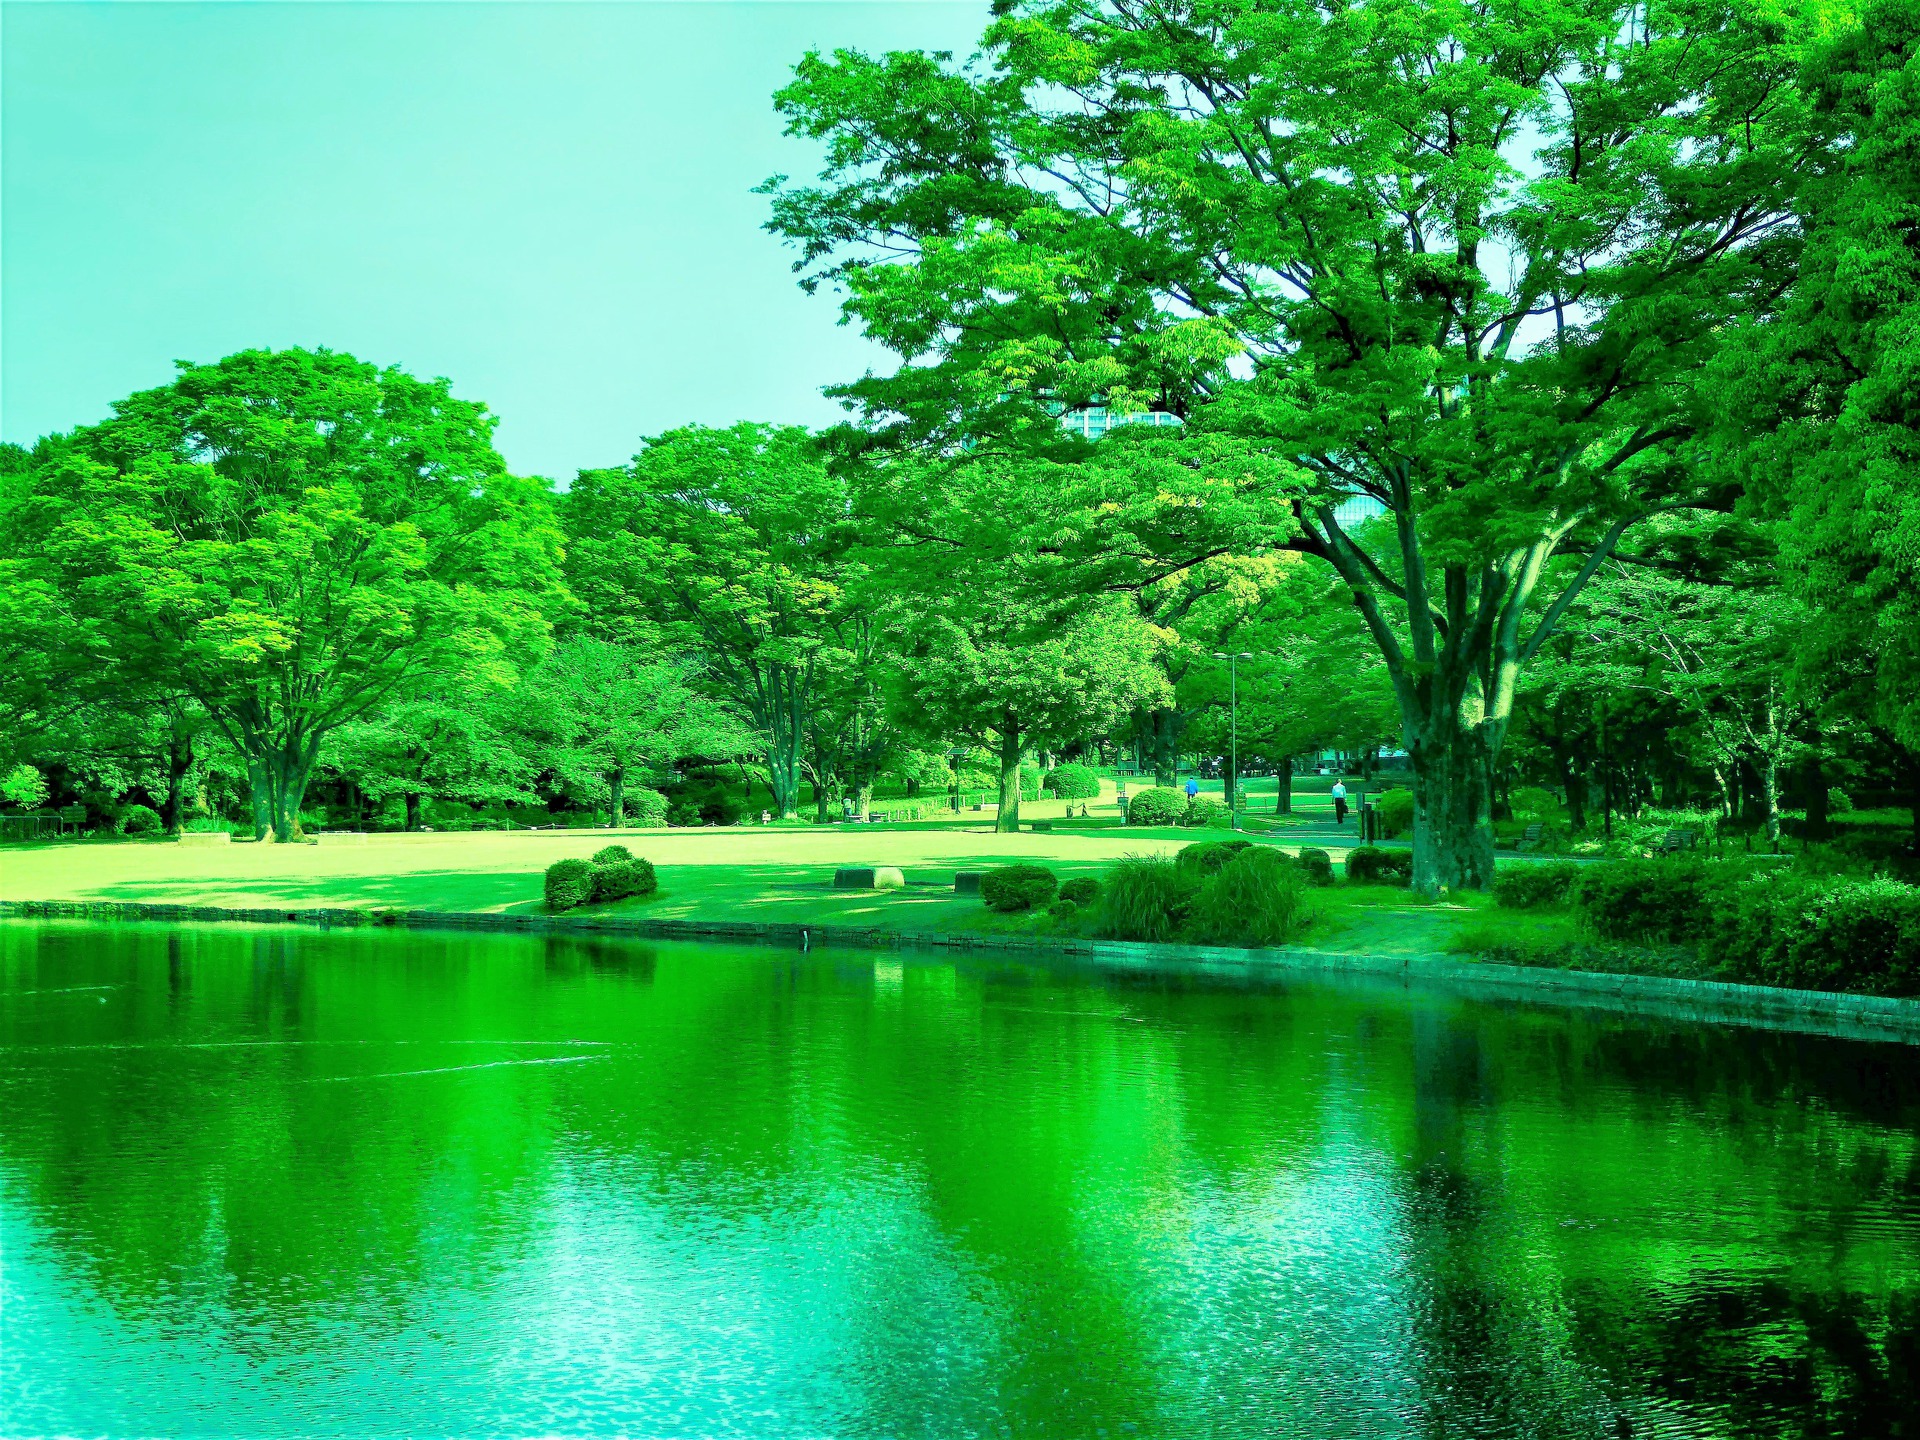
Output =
[
  {"x1": 1293, "y1": 847, "x2": 1334, "y2": 886},
  {"x1": 1126, "y1": 787, "x2": 1187, "y2": 826},
  {"x1": 545, "y1": 859, "x2": 595, "y2": 912},
  {"x1": 1345, "y1": 846, "x2": 1413, "y2": 885},
  {"x1": 980, "y1": 864, "x2": 1058, "y2": 913},
  {"x1": 1570, "y1": 859, "x2": 1716, "y2": 943},
  {"x1": 1493, "y1": 861, "x2": 1584, "y2": 910},
  {"x1": 1044, "y1": 763, "x2": 1101, "y2": 801}
]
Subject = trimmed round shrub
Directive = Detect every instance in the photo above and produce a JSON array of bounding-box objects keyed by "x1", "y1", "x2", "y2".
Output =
[
  {"x1": 1493, "y1": 861, "x2": 1584, "y2": 910},
  {"x1": 626, "y1": 789, "x2": 670, "y2": 827},
  {"x1": 591, "y1": 858, "x2": 658, "y2": 903},
  {"x1": 980, "y1": 864, "x2": 1058, "y2": 913},
  {"x1": 1193, "y1": 848, "x2": 1308, "y2": 947},
  {"x1": 1044, "y1": 763, "x2": 1101, "y2": 801},
  {"x1": 1293, "y1": 847, "x2": 1334, "y2": 886},
  {"x1": 1126, "y1": 787, "x2": 1187, "y2": 826},
  {"x1": 118, "y1": 804, "x2": 162, "y2": 836},
  {"x1": 1176, "y1": 839, "x2": 1253, "y2": 874},
  {"x1": 1047, "y1": 897, "x2": 1080, "y2": 920},
  {"x1": 592, "y1": 844, "x2": 636, "y2": 867},
  {"x1": 1059, "y1": 876, "x2": 1100, "y2": 906},
  {"x1": 1374, "y1": 789, "x2": 1415, "y2": 838},
  {"x1": 1345, "y1": 846, "x2": 1413, "y2": 885},
  {"x1": 1095, "y1": 854, "x2": 1200, "y2": 942},
  {"x1": 545, "y1": 858, "x2": 595, "y2": 913},
  {"x1": 1180, "y1": 796, "x2": 1233, "y2": 828}
]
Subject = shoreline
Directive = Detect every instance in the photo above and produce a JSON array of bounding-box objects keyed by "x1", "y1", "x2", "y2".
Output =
[{"x1": 6, "y1": 896, "x2": 1918, "y2": 1048}]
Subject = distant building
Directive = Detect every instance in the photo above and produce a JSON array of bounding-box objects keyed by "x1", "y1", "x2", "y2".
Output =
[{"x1": 1058, "y1": 405, "x2": 1184, "y2": 442}]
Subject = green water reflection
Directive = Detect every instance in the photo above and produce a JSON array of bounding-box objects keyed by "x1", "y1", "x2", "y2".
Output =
[{"x1": 1, "y1": 921, "x2": 1916, "y2": 1437}]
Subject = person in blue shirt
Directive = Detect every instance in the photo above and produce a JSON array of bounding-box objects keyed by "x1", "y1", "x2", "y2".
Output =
[{"x1": 1185, "y1": 776, "x2": 1200, "y2": 802}]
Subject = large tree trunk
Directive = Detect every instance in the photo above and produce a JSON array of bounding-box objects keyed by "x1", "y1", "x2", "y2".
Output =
[
  {"x1": 404, "y1": 792, "x2": 423, "y2": 832},
  {"x1": 1760, "y1": 755, "x2": 1783, "y2": 850},
  {"x1": 1800, "y1": 753, "x2": 1830, "y2": 843},
  {"x1": 248, "y1": 758, "x2": 275, "y2": 842},
  {"x1": 609, "y1": 766, "x2": 626, "y2": 828},
  {"x1": 1275, "y1": 757, "x2": 1293, "y2": 813},
  {"x1": 161, "y1": 719, "x2": 194, "y2": 834},
  {"x1": 856, "y1": 774, "x2": 873, "y2": 823},
  {"x1": 995, "y1": 713, "x2": 1023, "y2": 834},
  {"x1": 1407, "y1": 697, "x2": 1498, "y2": 894},
  {"x1": 1151, "y1": 708, "x2": 1180, "y2": 788}
]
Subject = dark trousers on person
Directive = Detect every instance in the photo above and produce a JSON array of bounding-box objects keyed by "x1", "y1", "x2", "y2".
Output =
[{"x1": 1333, "y1": 797, "x2": 1349, "y2": 825}]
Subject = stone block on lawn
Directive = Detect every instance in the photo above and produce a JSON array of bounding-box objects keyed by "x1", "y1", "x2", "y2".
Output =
[
  {"x1": 1028, "y1": 820, "x2": 1053, "y2": 832},
  {"x1": 312, "y1": 832, "x2": 369, "y2": 846},
  {"x1": 176, "y1": 831, "x2": 232, "y2": 846},
  {"x1": 953, "y1": 872, "x2": 983, "y2": 894},
  {"x1": 834, "y1": 867, "x2": 906, "y2": 891}
]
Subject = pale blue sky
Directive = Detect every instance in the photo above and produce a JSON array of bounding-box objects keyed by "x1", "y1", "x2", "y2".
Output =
[{"x1": 1, "y1": 2, "x2": 988, "y2": 478}]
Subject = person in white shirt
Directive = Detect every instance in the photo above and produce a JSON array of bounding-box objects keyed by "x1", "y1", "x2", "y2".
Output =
[{"x1": 1331, "y1": 780, "x2": 1349, "y2": 825}]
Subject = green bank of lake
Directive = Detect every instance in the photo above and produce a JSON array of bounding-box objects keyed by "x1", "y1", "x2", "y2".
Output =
[{"x1": 2, "y1": 920, "x2": 1916, "y2": 1437}]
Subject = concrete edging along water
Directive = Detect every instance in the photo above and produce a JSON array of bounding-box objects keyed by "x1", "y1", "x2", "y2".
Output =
[{"x1": 4, "y1": 897, "x2": 1917, "y2": 1046}]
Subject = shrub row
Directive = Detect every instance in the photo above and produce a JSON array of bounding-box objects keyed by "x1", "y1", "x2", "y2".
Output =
[
  {"x1": 1531, "y1": 856, "x2": 1920, "y2": 997},
  {"x1": 544, "y1": 844, "x2": 660, "y2": 913},
  {"x1": 981, "y1": 865, "x2": 1059, "y2": 913},
  {"x1": 1345, "y1": 846, "x2": 1413, "y2": 885}
]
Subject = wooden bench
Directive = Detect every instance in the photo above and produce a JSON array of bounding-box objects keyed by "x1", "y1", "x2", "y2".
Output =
[
  {"x1": 1654, "y1": 828, "x2": 1697, "y2": 855},
  {"x1": 1516, "y1": 823, "x2": 1546, "y2": 852}
]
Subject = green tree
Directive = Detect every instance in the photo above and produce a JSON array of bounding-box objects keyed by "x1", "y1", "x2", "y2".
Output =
[
  {"x1": 325, "y1": 695, "x2": 536, "y2": 832},
  {"x1": 564, "y1": 424, "x2": 850, "y2": 820},
  {"x1": 888, "y1": 583, "x2": 1166, "y2": 832},
  {"x1": 522, "y1": 639, "x2": 749, "y2": 828},
  {"x1": 15, "y1": 349, "x2": 566, "y2": 841},
  {"x1": 767, "y1": 0, "x2": 1836, "y2": 889}
]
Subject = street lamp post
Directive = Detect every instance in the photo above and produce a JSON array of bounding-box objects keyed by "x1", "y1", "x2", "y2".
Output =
[{"x1": 1212, "y1": 652, "x2": 1254, "y2": 829}]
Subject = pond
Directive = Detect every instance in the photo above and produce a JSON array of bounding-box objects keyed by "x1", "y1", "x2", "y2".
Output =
[{"x1": 2, "y1": 921, "x2": 1916, "y2": 1438}]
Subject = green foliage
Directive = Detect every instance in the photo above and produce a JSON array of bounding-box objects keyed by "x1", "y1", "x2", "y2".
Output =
[
  {"x1": 1094, "y1": 855, "x2": 1200, "y2": 943},
  {"x1": 1058, "y1": 876, "x2": 1099, "y2": 906},
  {"x1": 662, "y1": 774, "x2": 747, "y2": 827},
  {"x1": 1374, "y1": 790, "x2": 1415, "y2": 840},
  {"x1": 1572, "y1": 861, "x2": 1716, "y2": 943},
  {"x1": 1828, "y1": 787, "x2": 1854, "y2": 815},
  {"x1": 117, "y1": 804, "x2": 161, "y2": 836},
  {"x1": 1293, "y1": 848, "x2": 1333, "y2": 887},
  {"x1": 1043, "y1": 762, "x2": 1100, "y2": 800},
  {"x1": 979, "y1": 864, "x2": 1058, "y2": 913},
  {"x1": 1046, "y1": 898, "x2": 1079, "y2": 921},
  {"x1": 1493, "y1": 863, "x2": 1585, "y2": 911},
  {"x1": 544, "y1": 859, "x2": 594, "y2": 913},
  {"x1": 1175, "y1": 839, "x2": 1253, "y2": 874},
  {"x1": 626, "y1": 789, "x2": 670, "y2": 827},
  {"x1": 17, "y1": 348, "x2": 565, "y2": 842},
  {"x1": 1509, "y1": 787, "x2": 1563, "y2": 822},
  {"x1": 590, "y1": 859, "x2": 659, "y2": 904},
  {"x1": 1345, "y1": 847, "x2": 1413, "y2": 886},
  {"x1": 0, "y1": 763, "x2": 47, "y2": 810},
  {"x1": 1192, "y1": 848, "x2": 1308, "y2": 948},
  {"x1": 1179, "y1": 797, "x2": 1232, "y2": 828},
  {"x1": 1126, "y1": 787, "x2": 1186, "y2": 826},
  {"x1": 1707, "y1": 875, "x2": 1920, "y2": 997},
  {"x1": 592, "y1": 844, "x2": 635, "y2": 867}
]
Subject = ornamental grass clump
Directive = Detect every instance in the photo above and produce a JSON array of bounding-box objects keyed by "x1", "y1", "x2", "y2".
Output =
[
  {"x1": 980, "y1": 865, "x2": 1058, "y2": 913},
  {"x1": 1192, "y1": 847, "x2": 1308, "y2": 948},
  {"x1": 1095, "y1": 855, "x2": 1200, "y2": 943}
]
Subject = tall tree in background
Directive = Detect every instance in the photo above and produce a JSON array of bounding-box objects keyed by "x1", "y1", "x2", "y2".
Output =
[
  {"x1": 15, "y1": 349, "x2": 565, "y2": 840},
  {"x1": 767, "y1": 0, "x2": 1838, "y2": 889},
  {"x1": 565, "y1": 424, "x2": 851, "y2": 820}
]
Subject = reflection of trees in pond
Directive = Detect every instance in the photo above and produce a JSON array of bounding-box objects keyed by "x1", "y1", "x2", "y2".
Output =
[
  {"x1": 542, "y1": 935, "x2": 657, "y2": 981},
  {"x1": 2, "y1": 922, "x2": 1918, "y2": 1434}
]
